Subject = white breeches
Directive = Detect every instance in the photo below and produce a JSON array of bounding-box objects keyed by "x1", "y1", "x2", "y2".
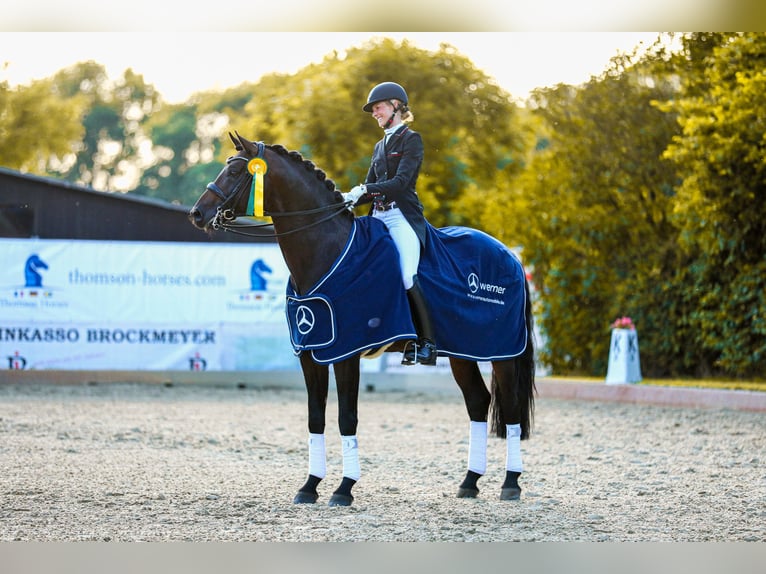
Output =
[{"x1": 373, "y1": 207, "x2": 420, "y2": 290}]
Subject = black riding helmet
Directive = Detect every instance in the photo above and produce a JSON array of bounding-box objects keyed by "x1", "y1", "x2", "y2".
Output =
[{"x1": 362, "y1": 82, "x2": 408, "y2": 112}]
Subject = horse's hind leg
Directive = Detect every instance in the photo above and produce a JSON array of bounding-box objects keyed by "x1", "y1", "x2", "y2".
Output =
[
  {"x1": 449, "y1": 357, "x2": 491, "y2": 498},
  {"x1": 294, "y1": 352, "x2": 330, "y2": 504},
  {"x1": 491, "y1": 360, "x2": 531, "y2": 501}
]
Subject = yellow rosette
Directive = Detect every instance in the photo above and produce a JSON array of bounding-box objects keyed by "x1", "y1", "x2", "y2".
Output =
[{"x1": 246, "y1": 158, "x2": 268, "y2": 217}]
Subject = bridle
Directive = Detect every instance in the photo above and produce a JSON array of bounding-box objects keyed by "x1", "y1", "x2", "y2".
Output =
[{"x1": 205, "y1": 143, "x2": 353, "y2": 238}]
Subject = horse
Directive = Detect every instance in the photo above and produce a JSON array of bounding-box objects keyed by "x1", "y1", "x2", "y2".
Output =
[{"x1": 189, "y1": 132, "x2": 536, "y2": 506}]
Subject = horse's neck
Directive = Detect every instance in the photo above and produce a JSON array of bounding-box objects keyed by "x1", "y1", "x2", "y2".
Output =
[
  {"x1": 265, "y1": 151, "x2": 351, "y2": 294},
  {"x1": 278, "y1": 218, "x2": 351, "y2": 295}
]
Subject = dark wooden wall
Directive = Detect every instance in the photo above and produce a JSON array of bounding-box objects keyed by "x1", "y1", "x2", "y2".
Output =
[{"x1": 0, "y1": 168, "x2": 274, "y2": 244}]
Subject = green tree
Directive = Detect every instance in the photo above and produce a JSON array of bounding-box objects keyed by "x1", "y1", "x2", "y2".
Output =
[
  {"x1": 130, "y1": 80, "x2": 265, "y2": 205},
  {"x1": 228, "y1": 38, "x2": 526, "y2": 227},
  {"x1": 131, "y1": 103, "x2": 222, "y2": 205},
  {"x1": 476, "y1": 40, "x2": 682, "y2": 376},
  {"x1": 127, "y1": 39, "x2": 524, "y2": 220},
  {"x1": 0, "y1": 77, "x2": 84, "y2": 171},
  {"x1": 663, "y1": 32, "x2": 766, "y2": 377},
  {"x1": 47, "y1": 62, "x2": 161, "y2": 191}
]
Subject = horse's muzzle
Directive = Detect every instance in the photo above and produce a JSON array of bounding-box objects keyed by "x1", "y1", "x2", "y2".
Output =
[{"x1": 188, "y1": 207, "x2": 207, "y2": 229}]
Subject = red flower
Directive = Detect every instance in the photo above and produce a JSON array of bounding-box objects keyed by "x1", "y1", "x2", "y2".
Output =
[{"x1": 611, "y1": 316, "x2": 635, "y2": 330}]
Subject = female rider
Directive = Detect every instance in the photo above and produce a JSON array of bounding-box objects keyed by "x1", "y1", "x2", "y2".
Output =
[{"x1": 343, "y1": 81, "x2": 436, "y2": 366}]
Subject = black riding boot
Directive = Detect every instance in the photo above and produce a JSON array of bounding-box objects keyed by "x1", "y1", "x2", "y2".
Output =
[{"x1": 402, "y1": 276, "x2": 437, "y2": 366}]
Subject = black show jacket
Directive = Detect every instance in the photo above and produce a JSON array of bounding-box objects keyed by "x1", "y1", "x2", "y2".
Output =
[{"x1": 358, "y1": 125, "x2": 428, "y2": 247}]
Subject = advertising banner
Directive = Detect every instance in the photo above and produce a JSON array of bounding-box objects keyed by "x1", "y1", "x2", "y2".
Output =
[{"x1": 1, "y1": 238, "x2": 299, "y2": 371}]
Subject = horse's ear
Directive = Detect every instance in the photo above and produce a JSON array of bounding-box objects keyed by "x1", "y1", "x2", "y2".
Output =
[
  {"x1": 229, "y1": 132, "x2": 242, "y2": 151},
  {"x1": 234, "y1": 131, "x2": 260, "y2": 156}
]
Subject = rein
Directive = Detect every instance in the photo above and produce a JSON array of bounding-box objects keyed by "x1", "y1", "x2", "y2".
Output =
[{"x1": 206, "y1": 143, "x2": 353, "y2": 238}]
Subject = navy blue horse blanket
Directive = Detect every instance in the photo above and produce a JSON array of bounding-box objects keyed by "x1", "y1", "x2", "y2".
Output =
[{"x1": 286, "y1": 216, "x2": 529, "y2": 364}]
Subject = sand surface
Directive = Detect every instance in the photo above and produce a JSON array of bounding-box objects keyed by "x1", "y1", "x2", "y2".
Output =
[{"x1": 1, "y1": 383, "x2": 764, "y2": 542}]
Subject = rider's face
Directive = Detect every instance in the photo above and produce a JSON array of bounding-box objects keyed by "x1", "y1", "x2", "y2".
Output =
[{"x1": 371, "y1": 100, "x2": 397, "y2": 128}]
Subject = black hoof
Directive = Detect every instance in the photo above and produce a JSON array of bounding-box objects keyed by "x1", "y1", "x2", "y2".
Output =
[
  {"x1": 293, "y1": 491, "x2": 319, "y2": 504},
  {"x1": 456, "y1": 487, "x2": 479, "y2": 499},
  {"x1": 500, "y1": 487, "x2": 521, "y2": 501},
  {"x1": 328, "y1": 493, "x2": 353, "y2": 507}
]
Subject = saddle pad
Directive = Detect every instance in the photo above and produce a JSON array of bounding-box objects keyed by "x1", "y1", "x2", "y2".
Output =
[
  {"x1": 285, "y1": 217, "x2": 528, "y2": 363},
  {"x1": 418, "y1": 224, "x2": 529, "y2": 360},
  {"x1": 285, "y1": 218, "x2": 417, "y2": 363}
]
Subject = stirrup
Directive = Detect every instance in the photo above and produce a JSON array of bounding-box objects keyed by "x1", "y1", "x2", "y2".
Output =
[
  {"x1": 401, "y1": 340, "x2": 417, "y2": 365},
  {"x1": 401, "y1": 339, "x2": 437, "y2": 366}
]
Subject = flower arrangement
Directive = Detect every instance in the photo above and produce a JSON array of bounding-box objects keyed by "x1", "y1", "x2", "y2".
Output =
[{"x1": 610, "y1": 316, "x2": 635, "y2": 330}]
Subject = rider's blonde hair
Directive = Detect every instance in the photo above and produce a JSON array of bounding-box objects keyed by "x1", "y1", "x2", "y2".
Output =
[{"x1": 394, "y1": 99, "x2": 414, "y2": 124}]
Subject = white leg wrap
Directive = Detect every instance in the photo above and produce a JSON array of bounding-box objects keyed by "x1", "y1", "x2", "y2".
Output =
[
  {"x1": 308, "y1": 433, "x2": 326, "y2": 479},
  {"x1": 341, "y1": 435, "x2": 361, "y2": 481},
  {"x1": 506, "y1": 424, "x2": 523, "y2": 472},
  {"x1": 468, "y1": 421, "x2": 488, "y2": 475}
]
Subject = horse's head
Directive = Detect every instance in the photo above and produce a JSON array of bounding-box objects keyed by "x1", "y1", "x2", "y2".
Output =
[
  {"x1": 190, "y1": 132, "x2": 350, "y2": 251},
  {"x1": 189, "y1": 132, "x2": 265, "y2": 231}
]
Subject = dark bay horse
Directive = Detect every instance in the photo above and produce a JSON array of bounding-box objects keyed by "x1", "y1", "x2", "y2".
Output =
[{"x1": 189, "y1": 133, "x2": 536, "y2": 506}]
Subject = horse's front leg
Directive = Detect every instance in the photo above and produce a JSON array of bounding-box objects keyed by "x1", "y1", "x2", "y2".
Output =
[
  {"x1": 328, "y1": 354, "x2": 361, "y2": 507},
  {"x1": 293, "y1": 352, "x2": 329, "y2": 504}
]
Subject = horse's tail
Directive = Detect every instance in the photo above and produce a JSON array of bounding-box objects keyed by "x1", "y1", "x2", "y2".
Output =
[{"x1": 490, "y1": 275, "x2": 536, "y2": 440}]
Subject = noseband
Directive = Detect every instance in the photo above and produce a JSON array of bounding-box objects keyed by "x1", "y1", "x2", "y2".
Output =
[{"x1": 205, "y1": 142, "x2": 352, "y2": 238}]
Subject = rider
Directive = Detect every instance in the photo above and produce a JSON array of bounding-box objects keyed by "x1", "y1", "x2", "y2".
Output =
[{"x1": 342, "y1": 81, "x2": 437, "y2": 366}]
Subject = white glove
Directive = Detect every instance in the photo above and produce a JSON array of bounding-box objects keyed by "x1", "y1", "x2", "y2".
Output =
[{"x1": 342, "y1": 185, "x2": 366, "y2": 206}]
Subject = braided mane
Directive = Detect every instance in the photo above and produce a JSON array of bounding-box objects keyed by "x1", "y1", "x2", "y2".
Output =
[{"x1": 268, "y1": 144, "x2": 339, "y2": 195}]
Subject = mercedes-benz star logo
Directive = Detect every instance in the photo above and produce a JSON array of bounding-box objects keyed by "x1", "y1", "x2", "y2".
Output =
[
  {"x1": 467, "y1": 273, "x2": 479, "y2": 294},
  {"x1": 295, "y1": 305, "x2": 316, "y2": 335}
]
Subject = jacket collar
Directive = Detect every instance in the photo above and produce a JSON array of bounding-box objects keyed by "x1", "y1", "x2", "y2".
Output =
[{"x1": 383, "y1": 124, "x2": 408, "y2": 144}]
